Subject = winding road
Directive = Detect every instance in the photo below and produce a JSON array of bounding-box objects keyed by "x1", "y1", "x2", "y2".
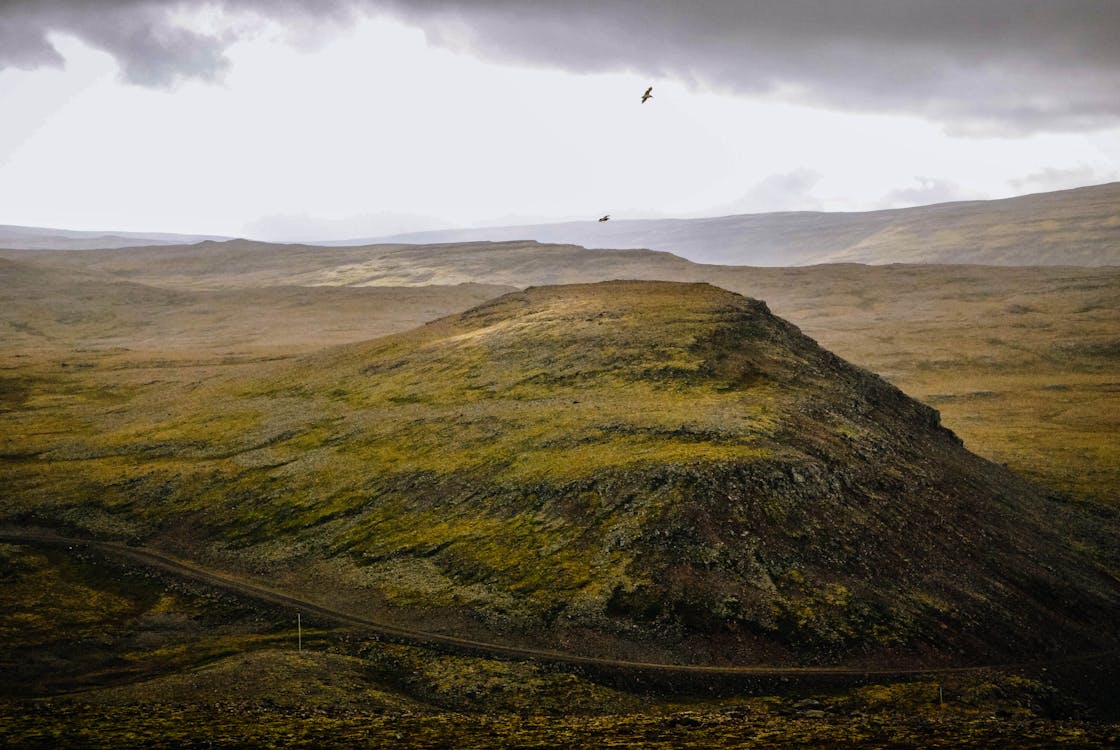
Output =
[{"x1": 2, "y1": 529, "x2": 1110, "y2": 682}]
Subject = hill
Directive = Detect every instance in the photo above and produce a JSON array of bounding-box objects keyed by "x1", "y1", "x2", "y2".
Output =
[
  {"x1": 4, "y1": 242, "x2": 1117, "y2": 506},
  {"x1": 349, "y1": 183, "x2": 1120, "y2": 266},
  {"x1": 5, "y1": 281, "x2": 1117, "y2": 667},
  {"x1": 0, "y1": 254, "x2": 513, "y2": 356},
  {"x1": 0, "y1": 238, "x2": 702, "y2": 290},
  {"x1": 7, "y1": 183, "x2": 1116, "y2": 265},
  {"x1": 0, "y1": 224, "x2": 228, "y2": 251}
]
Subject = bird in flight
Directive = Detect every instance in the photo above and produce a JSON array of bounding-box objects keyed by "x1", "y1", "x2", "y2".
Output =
[
  {"x1": 641, "y1": 86, "x2": 653, "y2": 103},
  {"x1": 598, "y1": 214, "x2": 610, "y2": 222}
]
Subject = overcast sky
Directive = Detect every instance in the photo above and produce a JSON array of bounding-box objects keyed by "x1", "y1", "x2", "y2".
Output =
[{"x1": 1, "y1": 0, "x2": 1118, "y2": 239}]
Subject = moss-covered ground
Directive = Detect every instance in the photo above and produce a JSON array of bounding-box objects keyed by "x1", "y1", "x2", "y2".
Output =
[
  {"x1": 2, "y1": 540, "x2": 1117, "y2": 748},
  {"x1": 2, "y1": 280, "x2": 1117, "y2": 664},
  {"x1": 2, "y1": 245, "x2": 1118, "y2": 746},
  {"x1": 4, "y1": 700, "x2": 1118, "y2": 749}
]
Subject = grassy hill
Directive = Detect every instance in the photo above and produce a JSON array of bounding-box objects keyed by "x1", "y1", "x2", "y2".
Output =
[
  {"x1": 5, "y1": 242, "x2": 1117, "y2": 505},
  {"x1": 4, "y1": 281, "x2": 1117, "y2": 667},
  {"x1": 4, "y1": 265, "x2": 1118, "y2": 746},
  {"x1": 1, "y1": 239, "x2": 701, "y2": 290},
  {"x1": 0, "y1": 254, "x2": 513, "y2": 356}
]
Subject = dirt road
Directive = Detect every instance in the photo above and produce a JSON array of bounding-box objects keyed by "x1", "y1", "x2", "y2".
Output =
[{"x1": 2, "y1": 529, "x2": 1109, "y2": 682}]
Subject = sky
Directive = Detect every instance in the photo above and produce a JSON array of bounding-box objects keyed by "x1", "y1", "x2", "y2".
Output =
[{"x1": 1, "y1": 0, "x2": 1118, "y2": 240}]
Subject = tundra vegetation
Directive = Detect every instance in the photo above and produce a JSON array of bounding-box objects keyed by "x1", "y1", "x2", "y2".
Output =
[{"x1": 1, "y1": 233, "x2": 1118, "y2": 747}]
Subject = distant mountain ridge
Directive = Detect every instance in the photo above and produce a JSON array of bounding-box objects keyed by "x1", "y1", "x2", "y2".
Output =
[
  {"x1": 329, "y1": 183, "x2": 1120, "y2": 266},
  {"x1": 0, "y1": 224, "x2": 229, "y2": 251},
  {"x1": 6, "y1": 183, "x2": 1117, "y2": 264}
]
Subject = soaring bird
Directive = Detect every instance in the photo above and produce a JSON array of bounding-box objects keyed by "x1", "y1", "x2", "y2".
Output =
[
  {"x1": 641, "y1": 86, "x2": 653, "y2": 103},
  {"x1": 598, "y1": 214, "x2": 610, "y2": 222}
]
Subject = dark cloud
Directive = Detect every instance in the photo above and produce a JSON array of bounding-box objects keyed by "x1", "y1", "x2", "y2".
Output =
[
  {"x1": 2, "y1": 1, "x2": 1118, "y2": 132},
  {"x1": 0, "y1": 1, "x2": 228, "y2": 85},
  {"x1": 0, "y1": 0, "x2": 355, "y2": 86},
  {"x1": 386, "y1": 0, "x2": 1120, "y2": 135},
  {"x1": 0, "y1": 17, "x2": 65, "y2": 70}
]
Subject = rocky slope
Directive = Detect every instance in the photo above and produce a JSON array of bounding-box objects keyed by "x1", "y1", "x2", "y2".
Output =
[{"x1": 3, "y1": 281, "x2": 1117, "y2": 666}]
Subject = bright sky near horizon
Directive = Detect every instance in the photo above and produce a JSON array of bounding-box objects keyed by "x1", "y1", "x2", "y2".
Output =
[{"x1": 1, "y1": 2, "x2": 1118, "y2": 241}]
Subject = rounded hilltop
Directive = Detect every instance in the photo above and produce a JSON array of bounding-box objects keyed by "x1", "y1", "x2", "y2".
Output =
[{"x1": 10, "y1": 280, "x2": 1120, "y2": 668}]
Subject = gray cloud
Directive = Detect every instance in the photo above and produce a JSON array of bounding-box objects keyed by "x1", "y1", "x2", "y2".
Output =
[
  {"x1": 0, "y1": 0, "x2": 356, "y2": 86},
  {"x1": 878, "y1": 177, "x2": 981, "y2": 208},
  {"x1": 2, "y1": 1, "x2": 1118, "y2": 131},
  {"x1": 709, "y1": 169, "x2": 825, "y2": 215},
  {"x1": 0, "y1": 17, "x2": 65, "y2": 70},
  {"x1": 1010, "y1": 165, "x2": 1120, "y2": 194},
  {"x1": 0, "y1": 1, "x2": 229, "y2": 86},
  {"x1": 243, "y1": 209, "x2": 448, "y2": 242}
]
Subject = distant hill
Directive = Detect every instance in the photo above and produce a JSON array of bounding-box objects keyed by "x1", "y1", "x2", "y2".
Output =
[
  {"x1": 0, "y1": 239, "x2": 704, "y2": 290},
  {"x1": 8, "y1": 183, "x2": 1116, "y2": 264},
  {"x1": 0, "y1": 224, "x2": 229, "y2": 251},
  {"x1": 0, "y1": 254, "x2": 513, "y2": 354},
  {"x1": 6, "y1": 281, "x2": 1116, "y2": 666},
  {"x1": 332, "y1": 183, "x2": 1120, "y2": 266}
]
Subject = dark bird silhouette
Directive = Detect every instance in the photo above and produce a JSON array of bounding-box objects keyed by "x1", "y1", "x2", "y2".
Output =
[
  {"x1": 598, "y1": 214, "x2": 610, "y2": 222},
  {"x1": 641, "y1": 86, "x2": 653, "y2": 103}
]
